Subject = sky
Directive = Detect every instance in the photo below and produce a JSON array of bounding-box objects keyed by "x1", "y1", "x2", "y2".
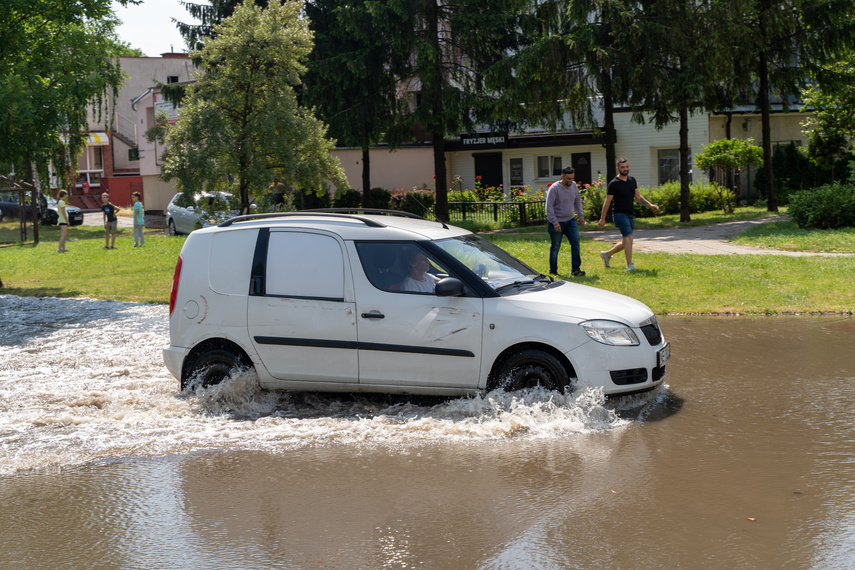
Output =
[{"x1": 111, "y1": 0, "x2": 202, "y2": 57}]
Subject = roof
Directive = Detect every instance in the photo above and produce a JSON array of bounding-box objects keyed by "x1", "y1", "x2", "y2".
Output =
[{"x1": 208, "y1": 211, "x2": 472, "y2": 241}]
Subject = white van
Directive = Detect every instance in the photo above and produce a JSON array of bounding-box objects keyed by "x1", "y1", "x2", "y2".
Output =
[{"x1": 163, "y1": 211, "x2": 669, "y2": 396}]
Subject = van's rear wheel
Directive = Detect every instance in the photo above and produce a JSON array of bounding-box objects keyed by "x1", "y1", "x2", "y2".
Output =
[
  {"x1": 497, "y1": 349, "x2": 571, "y2": 392},
  {"x1": 182, "y1": 348, "x2": 247, "y2": 390}
]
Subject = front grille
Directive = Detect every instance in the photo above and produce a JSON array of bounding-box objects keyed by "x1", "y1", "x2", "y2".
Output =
[
  {"x1": 640, "y1": 324, "x2": 661, "y2": 345},
  {"x1": 610, "y1": 368, "x2": 648, "y2": 385}
]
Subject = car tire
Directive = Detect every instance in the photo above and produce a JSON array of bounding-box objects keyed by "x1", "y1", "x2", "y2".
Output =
[
  {"x1": 496, "y1": 349, "x2": 571, "y2": 392},
  {"x1": 168, "y1": 219, "x2": 177, "y2": 236},
  {"x1": 182, "y1": 347, "x2": 249, "y2": 390}
]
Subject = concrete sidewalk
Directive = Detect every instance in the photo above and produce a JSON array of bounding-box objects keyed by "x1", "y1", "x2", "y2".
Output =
[
  {"x1": 585, "y1": 215, "x2": 853, "y2": 257},
  {"x1": 82, "y1": 212, "x2": 134, "y2": 228}
]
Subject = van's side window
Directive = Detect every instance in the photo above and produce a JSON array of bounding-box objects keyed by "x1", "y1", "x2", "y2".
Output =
[
  {"x1": 267, "y1": 232, "x2": 344, "y2": 300},
  {"x1": 356, "y1": 242, "x2": 449, "y2": 294}
]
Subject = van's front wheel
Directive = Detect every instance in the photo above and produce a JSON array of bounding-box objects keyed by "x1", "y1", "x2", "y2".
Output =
[
  {"x1": 496, "y1": 349, "x2": 571, "y2": 392},
  {"x1": 182, "y1": 348, "x2": 248, "y2": 390}
]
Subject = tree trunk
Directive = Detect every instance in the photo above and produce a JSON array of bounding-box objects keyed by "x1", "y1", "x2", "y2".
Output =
[
  {"x1": 426, "y1": 0, "x2": 448, "y2": 222},
  {"x1": 602, "y1": 80, "x2": 617, "y2": 183},
  {"x1": 679, "y1": 106, "x2": 691, "y2": 222},
  {"x1": 30, "y1": 162, "x2": 40, "y2": 244},
  {"x1": 361, "y1": 146, "x2": 371, "y2": 207},
  {"x1": 724, "y1": 112, "x2": 733, "y2": 193},
  {"x1": 433, "y1": 135, "x2": 448, "y2": 222},
  {"x1": 758, "y1": 52, "x2": 778, "y2": 212}
]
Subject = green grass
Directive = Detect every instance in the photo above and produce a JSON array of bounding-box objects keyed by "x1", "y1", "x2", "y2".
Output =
[
  {"x1": 488, "y1": 233, "x2": 855, "y2": 315},
  {"x1": 1, "y1": 229, "x2": 184, "y2": 303},
  {"x1": 730, "y1": 220, "x2": 855, "y2": 253},
  {"x1": 2, "y1": 214, "x2": 853, "y2": 314}
]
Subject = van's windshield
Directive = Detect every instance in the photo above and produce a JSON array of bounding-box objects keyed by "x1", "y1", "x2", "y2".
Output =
[{"x1": 434, "y1": 234, "x2": 546, "y2": 291}]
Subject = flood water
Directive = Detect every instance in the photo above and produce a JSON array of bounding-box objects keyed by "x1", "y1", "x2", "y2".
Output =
[{"x1": 2, "y1": 294, "x2": 855, "y2": 568}]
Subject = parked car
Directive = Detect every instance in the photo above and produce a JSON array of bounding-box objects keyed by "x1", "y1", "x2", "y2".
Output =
[
  {"x1": 166, "y1": 192, "x2": 239, "y2": 236},
  {"x1": 42, "y1": 196, "x2": 84, "y2": 226},
  {"x1": 164, "y1": 210, "x2": 670, "y2": 397},
  {"x1": 0, "y1": 192, "x2": 41, "y2": 222}
]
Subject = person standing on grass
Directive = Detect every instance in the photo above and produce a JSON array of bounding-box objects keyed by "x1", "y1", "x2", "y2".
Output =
[
  {"x1": 598, "y1": 158, "x2": 659, "y2": 271},
  {"x1": 101, "y1": 192, "x2": 119, "y2": 249},
  {"x1": 57, "y1": 190, "x2": 69, "y2": 253},
  {"x1": 131, "y1": 192, "x2": 145, "y2": 247},
  {"x1": 546, "y1": 166, "x2": 587, "y2": 276}
]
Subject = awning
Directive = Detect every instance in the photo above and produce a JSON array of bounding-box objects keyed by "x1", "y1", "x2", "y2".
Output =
[
  {"x1": 84, "y1": 132, "x2": 110, "y2": 146},
  {"x1": 59, "y1": 132, "x2": 110, "y2": 146}
]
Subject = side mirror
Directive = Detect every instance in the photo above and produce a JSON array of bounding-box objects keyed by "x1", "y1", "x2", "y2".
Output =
[{"x1": 435, "y1": 277, "x2": 464, "y2": 297}]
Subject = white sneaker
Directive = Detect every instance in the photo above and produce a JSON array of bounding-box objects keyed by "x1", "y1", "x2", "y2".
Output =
[
  {"x1": 626, "y1": 263, "x2": 635, "y2": 272},
  {"x1": 600, "y1": 251, "x2": 610, "y2": 268}
]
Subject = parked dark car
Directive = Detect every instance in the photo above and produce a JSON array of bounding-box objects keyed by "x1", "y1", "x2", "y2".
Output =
[
  {"x1": 0, "y1": 192, "x2": 40, "y2": 222},
  {"x1": 0, "y1": 192, "x2": 84, "y2": 226},
  {"x1": 43, "y1": 196, "x2": 84, "y2": 226}
]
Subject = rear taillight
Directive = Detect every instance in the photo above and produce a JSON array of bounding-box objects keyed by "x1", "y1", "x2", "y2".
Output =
[{"x1": 169, "y1": 255, "x2": 183, "y2": 317}]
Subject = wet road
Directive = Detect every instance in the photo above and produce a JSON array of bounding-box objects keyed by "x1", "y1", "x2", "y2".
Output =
[{"x1": 1, "y1": 295, "x2": 854, "y2": 568}]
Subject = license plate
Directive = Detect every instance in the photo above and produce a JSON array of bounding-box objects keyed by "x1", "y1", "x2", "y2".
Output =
[{"x1": 657, "y1": 342, "x2": 671, "y2": 367}]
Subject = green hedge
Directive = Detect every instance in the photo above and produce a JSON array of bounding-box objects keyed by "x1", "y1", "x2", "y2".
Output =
[
  {"x1": 389, "y1": 189, "x2": 435, "y2": 217},
  {"x1": 788, "y1": 183, "x2": 855, "y2": 229},
  {"x1": 333, "y1": 187, "x2": 393, "y2": 209},
  {"x1": 582, "y1": 181, "x2": 733, "y2": 220}
]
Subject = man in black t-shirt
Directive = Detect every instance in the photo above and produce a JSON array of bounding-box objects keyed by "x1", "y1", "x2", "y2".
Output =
[{"x1": 597, "y1": 158, "x2": 659, "y2": 271}]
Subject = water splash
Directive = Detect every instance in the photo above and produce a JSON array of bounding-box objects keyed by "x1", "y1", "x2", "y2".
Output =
[{"x1": 0, "y1": 295, "x2": 658, "y2": 475}]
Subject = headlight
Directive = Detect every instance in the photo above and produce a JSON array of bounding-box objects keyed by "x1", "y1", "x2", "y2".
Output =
[{"x1": 580, "y1": 320, "x2": 640, "y2": 346}]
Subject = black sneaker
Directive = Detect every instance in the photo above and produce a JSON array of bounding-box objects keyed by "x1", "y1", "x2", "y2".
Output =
[
  {"x1": 571, "y1": 270, "x2": 586, "y2": 277},
  {"x1": 549, "y1": 270, "x2": 559, "y2": 276}
]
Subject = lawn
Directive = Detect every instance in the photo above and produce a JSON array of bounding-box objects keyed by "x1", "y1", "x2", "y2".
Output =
[{"x1": 2, "y1": 210, "x2": 853, "y2": 314}]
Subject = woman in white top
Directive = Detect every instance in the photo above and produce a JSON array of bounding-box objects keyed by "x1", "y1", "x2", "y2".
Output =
[
  {"x1": 57, "y1": 190, "x2": 69, "y2": 253},
  {"x1": 400, "y1": 250, "x2": 440, "y2": 293}
]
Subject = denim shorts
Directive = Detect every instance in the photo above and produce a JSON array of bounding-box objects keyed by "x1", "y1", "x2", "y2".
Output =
[{"x1": 613, "y1": 213, "x2": 635, "y2": 237}]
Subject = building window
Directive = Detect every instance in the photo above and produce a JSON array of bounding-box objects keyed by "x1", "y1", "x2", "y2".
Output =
[
  {"x1": 657, "y1": 148, "x2": 692, "y2": 184},
  {"x1": 166, "y1": 76, "x2": 179, "y2": 84},
  {"x1": 537, "y1": 155, "x2": 562, "y2": 178}
]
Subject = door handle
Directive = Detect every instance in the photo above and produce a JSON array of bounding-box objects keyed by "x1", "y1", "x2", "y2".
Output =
[{"x1": 361, "y1": 312, "x2": 385, "y2": 319}]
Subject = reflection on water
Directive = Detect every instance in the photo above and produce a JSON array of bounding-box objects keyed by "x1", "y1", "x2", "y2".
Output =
[{"x1": 2, "y1": 296, "x2": 855, "y2": 568}]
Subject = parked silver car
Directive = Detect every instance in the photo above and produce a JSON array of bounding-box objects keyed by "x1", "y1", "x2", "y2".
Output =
[{"x1": 165, "y1": 192, "x2": 238, "y2": 236}]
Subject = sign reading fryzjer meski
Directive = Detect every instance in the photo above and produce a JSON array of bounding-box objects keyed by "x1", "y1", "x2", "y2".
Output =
[{"x1": 460, "y1": 133, "x2": 508, "y2": 149}]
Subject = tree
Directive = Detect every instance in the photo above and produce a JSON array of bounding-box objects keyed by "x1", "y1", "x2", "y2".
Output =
[
  {"x1": 355, "y1": 0, "x2": 529, "y2": 221},
  {"x1": 737, "y1": 0, "x2": 855, "y2": 211},
  {"x1": 175, "y1": 0, "x2": 270, "y2": 51},
  {"x1": 1, "y1": 0, "x2": 129, "y2": 177},
  {"x1": 696, "y1": 138, "x2": 764, "y2": 211},
  {"x1": 160, "y1": 0, "x2": 347, "y2": 214},
  {"x1": 616, "y1": 0, "x2": 748, "y2": 222},
  {"x1": 303, "y1": 0, "x2": 406, "y2": 203},
  {"x1": 802, "y1": 55, "x2": 855, "y2": 174},
  {"x1": 1, "y1": 0, "x2": 131, "y2": 242}
]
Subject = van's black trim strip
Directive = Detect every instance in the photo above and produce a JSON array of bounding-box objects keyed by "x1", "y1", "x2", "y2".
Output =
[
  {"x1": 253, "y1": 336, "x2": 474, "y2": 357},
  {"x1": 263, "y1": 294, "x2": 346, "y2": 302}
]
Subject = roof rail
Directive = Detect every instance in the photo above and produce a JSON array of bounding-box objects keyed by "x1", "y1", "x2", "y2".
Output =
[
  {"x1": 306, "y1": 208, "x2": 448, "y2": 229},
  {"x1": 217, "y1": 208, "x2": 452, "y2": 229},
  {"x1": 218, "y1": 211, "x2": 389, "y2": 228}
]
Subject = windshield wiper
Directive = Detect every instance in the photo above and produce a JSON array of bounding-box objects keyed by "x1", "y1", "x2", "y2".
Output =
[
  {"x1": 533, "y1": 273, "x2": 553, "y2": 283},
  {"x1": 494, "y1": 279, "x2": 536, "y2": 293}
]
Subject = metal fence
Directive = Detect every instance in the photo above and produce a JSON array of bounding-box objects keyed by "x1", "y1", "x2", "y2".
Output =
[{"x1": 447, "y1": 200, "x2": 547, "y2": 225}]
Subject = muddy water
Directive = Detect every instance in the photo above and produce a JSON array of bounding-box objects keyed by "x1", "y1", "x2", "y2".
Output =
[{"x1": 1, "y1": 295, "x2": 854, "y2": 568}]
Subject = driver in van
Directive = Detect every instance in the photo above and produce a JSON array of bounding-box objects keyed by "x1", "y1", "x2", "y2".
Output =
[{"x1": 400, "y1": 249, "x2": 441, "y2": 293}]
